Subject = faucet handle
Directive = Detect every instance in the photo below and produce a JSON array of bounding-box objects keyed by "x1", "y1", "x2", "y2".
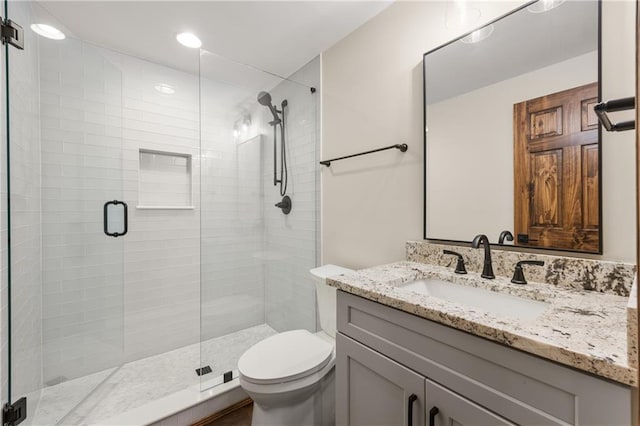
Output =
[
  {"x1": 511, "y1": 260, "x2": 545, "y2": 285},
  {"x1": 443, "y1": 250, "x2": 467, "y2": 274},
  {"x1": 498, "y1": 230, "x2": 514, "y2": 245}
]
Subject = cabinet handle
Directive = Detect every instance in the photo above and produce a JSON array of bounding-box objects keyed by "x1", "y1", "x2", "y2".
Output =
[
  {"x1": 429, "y1": 406, "x2": 439, "y2": 426},
  {"x1": 407, "y1": 393, "x2": 417, "y2": 425}
]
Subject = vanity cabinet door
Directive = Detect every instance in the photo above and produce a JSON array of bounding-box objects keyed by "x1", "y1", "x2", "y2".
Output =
[
  {"x1": 426, "y1": 379, "x2": 515, "y2": 426},
  {"x1": 336, "y1": 333, "x2": 425, "y2": 426}
]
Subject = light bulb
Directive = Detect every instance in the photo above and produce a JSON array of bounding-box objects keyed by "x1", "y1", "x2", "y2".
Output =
[
  {"x1": 31, "y1": 24, "x2": 65, "y2": 40},
  {"x1": 527, "y1": 0, "x2": 566, "y2": 13},
  {"x1": 176, "y1": 32, "x2": 202, "y2": 49},
  {"x1": 461, "y1": 24, "x2": 494, "y2": 44}
]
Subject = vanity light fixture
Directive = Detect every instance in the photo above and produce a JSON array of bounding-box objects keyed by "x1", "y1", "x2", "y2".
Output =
[
  {"x1": 154, "y1": 83, "x2": 175, "y2": 95},
  {"x1": 30, "y1": 24, "x2": 65, "y2": 40},
  {"x1": 527, "y1": 0, "x2": 566, "y2": 13},
  {"x1": 460, "y1": 24, "x2": 494, "y2": 44},
  {"x1": 176, "y1": 32, "x2": 202, "y2": 49}
]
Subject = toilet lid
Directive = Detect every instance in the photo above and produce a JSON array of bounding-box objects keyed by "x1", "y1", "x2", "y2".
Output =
[{"x1": 238, "y1": 330, "x2": 334, "y2": 384}]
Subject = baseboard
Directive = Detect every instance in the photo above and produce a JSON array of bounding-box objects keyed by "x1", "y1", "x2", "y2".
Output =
[{"x1": 191, "y1": 398, "x2": 253, "y2": 426}]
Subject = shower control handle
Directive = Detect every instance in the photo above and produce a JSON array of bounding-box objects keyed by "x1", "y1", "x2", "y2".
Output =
[{"x1": 275, "y1": 195, "x2": 292, "y2": 215}]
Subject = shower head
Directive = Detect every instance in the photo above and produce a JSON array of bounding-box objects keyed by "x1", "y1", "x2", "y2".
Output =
[
  {"x1": 257, "y1": 91, "x2": 281, "y2": 125},
  {"x1": 257, "y1": 91, "x2": 272, "y2": 106}
]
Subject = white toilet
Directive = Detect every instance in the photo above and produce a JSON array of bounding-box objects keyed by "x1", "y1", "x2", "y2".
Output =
[{"x1": 238, "y1": 264, "x2": 353, "y2": 426}]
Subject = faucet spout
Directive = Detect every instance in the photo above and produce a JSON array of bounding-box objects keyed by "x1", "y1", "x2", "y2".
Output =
[{"x1": 471, "y1": 234, "x2": 495, "y2": 279}]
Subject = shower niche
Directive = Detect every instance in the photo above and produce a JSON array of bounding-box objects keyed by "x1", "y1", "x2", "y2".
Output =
[{"x1": 137, "y1": 149, "x2": 194, "y2": 209}]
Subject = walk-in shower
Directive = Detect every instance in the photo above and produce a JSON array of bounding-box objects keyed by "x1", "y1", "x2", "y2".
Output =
[
  {"x1": 257, "y1": 90, "x2": 292, "y2": 214},
  {"x1": 1, "y1": 2, "x2": 320, "y2": 424}
]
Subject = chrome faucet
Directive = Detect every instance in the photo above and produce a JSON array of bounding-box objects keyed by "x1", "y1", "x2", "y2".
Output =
[{"x1": 471, "y1": 234, "x2": 495, "y2": 279}]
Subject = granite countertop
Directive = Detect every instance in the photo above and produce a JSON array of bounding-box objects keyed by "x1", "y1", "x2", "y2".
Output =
[{"x1": 327, "y1": 261, "x2": 636, "y2": 386}]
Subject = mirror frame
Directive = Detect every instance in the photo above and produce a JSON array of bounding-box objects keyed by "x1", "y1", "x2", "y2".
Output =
[{"x1": 422, "y1": 0, "x2": 603, "y2": 255}]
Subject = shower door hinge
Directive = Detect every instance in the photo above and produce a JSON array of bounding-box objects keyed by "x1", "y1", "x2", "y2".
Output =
[
  {"x1": 0, "y1": 18, "x2": 24, "y2": 50},
  {"x1": 3, "y1": 397, "x2": 27, "y2": 426}
]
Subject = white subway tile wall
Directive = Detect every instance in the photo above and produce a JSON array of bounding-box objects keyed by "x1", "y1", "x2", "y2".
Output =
[
  {"x1": 119, "y1": 51, "x2": 202, "y2": 362},
  {"x1": 4, "y1": 0, "x2": 43, "y2": 419},
  {"x1": 262, "y1": 57, "x2": 320, "y2": 333},
  {"x1": 200, "y1": 76, "x2": 265, "y2": 344},
  {"x1": 39, "y1": 38, "x2": 126, "y2": 383},
  {"x1": 39, "y1": 39, "x2": 207, "y2": 375}
]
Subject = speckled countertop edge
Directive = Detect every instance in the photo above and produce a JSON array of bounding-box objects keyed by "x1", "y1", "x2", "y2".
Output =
[{"x1": 328, "y1": 261, "x2": 637, "y2": 387}]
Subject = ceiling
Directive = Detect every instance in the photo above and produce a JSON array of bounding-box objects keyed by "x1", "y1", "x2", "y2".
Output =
[{"x1": 33, "y1": 1, "x2": 393, "y2": 79}]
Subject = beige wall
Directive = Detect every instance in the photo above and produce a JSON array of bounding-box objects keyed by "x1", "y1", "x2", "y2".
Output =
[
  {"x1": 600, "y1": 0, "x2": 636, "y2": 263},
  {"x1": 322, "y1": 1, "x2": 636, "y2": 268}
]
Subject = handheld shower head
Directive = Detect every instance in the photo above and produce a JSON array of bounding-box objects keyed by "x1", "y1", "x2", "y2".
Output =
[
  {"x1": 257, "y1": 91, "x2": 281, "y2": 125},
  {"x1": 257, "y1": 91, "x2": 272, "y2": 106}
]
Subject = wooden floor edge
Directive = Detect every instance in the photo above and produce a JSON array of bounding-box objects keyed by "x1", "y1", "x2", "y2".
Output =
[{"x1": 190, "y1": 398, "x2": 253, "y2": 426}]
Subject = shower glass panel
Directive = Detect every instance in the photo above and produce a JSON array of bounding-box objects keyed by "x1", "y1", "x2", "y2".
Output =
[
  {"x1": 5, "y1": 2, "x2": 200, "y2": 422},
  {"x1": 3, "y1": 0, "x2": 320, "y2": 421},
  {"x1": 199, "y1": 49, "x2": 319, "y2": 391},
  {"x1": 5, "y1": 0, "x2": 126, "y2": 423}
]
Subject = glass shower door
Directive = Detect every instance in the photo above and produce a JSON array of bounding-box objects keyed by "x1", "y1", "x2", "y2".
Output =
[
  {"x1": 3, "y1": 2, "x2": 125, "y2": 423},
  {"x1": 198, "y1": 49, "x2": 319, "y2": 391}
]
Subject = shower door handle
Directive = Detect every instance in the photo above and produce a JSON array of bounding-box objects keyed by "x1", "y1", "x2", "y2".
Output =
[{"x1": 103, "y1": 200, "x2": 128, "y2": 237}]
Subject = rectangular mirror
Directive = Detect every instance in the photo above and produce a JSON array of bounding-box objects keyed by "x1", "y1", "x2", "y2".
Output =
[{"x1": 423, "y1": 0, "x2": 601, "y2": 253}]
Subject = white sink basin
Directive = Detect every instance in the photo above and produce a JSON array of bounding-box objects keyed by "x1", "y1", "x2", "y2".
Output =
[{"x1": 398, "y1": 278, "x2": 549, "y2": 321}]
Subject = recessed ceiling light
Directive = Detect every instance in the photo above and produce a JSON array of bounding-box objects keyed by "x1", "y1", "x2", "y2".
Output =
[
  {"x1": 154, "y1": 83, "x2": 175, "y2": 95},
  {"x1": 527, "y1": 0, "x2": 566, "y2": 13},
  {"x1": 461, "y1": 24, "x2": 494, "y2": 44},
  {"x1": 30, "y1": 24, "x2": 65, "y2": 40},
  {"x1": 176, "y1": 32, "x2": 202, "y2": 49}
]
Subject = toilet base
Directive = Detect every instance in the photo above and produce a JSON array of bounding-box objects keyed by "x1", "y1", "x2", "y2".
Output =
[{"x1": 249, "y1": 368, "x2": 335, "y2": 426}]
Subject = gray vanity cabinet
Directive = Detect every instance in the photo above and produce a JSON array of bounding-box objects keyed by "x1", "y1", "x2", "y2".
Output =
[
  {"x1": 336, "y1": 332, "x2": 513, "y2": 426},
  {"x1": 336, "y1": 333, "x2": 424, "y2": 426},
  {"x1": 335, "y1": 290, "x2": 632, "y2": 426}
]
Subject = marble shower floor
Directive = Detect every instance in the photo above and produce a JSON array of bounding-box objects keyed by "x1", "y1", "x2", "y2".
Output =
[{"x1": 29, "y1": 324, "x2": 277, "y2": 426}]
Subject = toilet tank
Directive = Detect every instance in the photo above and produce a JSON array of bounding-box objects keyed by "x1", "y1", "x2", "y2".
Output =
[{"x1": 310, "y1": 264, "x2": 354, "y2": 338}]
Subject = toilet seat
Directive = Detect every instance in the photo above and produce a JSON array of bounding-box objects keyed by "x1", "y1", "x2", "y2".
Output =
[{"x1": 238, "y1": 330, "x2": 334, "y2": 385}]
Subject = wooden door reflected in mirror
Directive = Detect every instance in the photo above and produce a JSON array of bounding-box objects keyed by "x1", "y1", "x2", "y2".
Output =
[{"x1": 514, "y1": 83, "x2": 600, "y2": 252}]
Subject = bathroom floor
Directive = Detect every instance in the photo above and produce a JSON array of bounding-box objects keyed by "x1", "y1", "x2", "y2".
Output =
[{"x1": 28, "y1": 324, "x2": 277, "y2": 426}]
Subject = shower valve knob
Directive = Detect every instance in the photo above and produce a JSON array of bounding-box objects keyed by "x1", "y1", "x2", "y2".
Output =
[{"x1": 275, "y1": 195, "x2": 292, "y2": 215}]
